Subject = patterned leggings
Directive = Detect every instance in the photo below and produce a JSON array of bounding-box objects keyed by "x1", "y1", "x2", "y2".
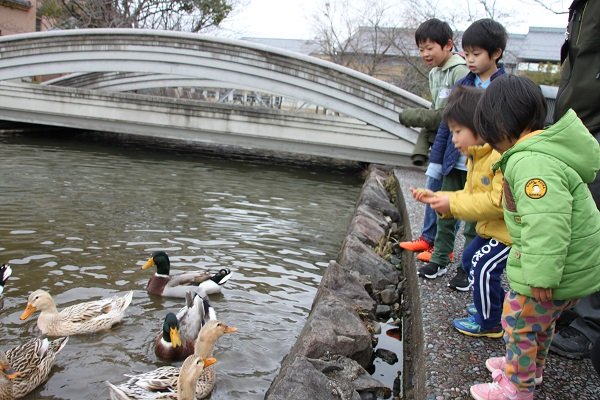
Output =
[{"x1": 502, "y1": 291, "x2": 578, "y2": 392}]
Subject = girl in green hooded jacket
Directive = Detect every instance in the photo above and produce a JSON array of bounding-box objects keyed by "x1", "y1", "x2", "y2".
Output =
[{"x1": 468, "y1": 74, "x2": 600, "y2": 400}]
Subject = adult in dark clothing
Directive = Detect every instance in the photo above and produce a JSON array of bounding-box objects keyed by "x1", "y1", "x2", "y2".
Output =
[{"x1": 550, "y1": 0, "x2": 600, "y2": 360}]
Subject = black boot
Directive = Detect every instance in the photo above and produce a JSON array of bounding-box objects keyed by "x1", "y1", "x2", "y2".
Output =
[{"x1": 550, "y1": 326, "x2": 592, "y2": 359}]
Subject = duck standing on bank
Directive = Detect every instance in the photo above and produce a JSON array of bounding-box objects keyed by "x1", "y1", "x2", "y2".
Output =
[
  {"x1": 142, "y1": 251, "x2": 232, "y2": 298},
  {"x1": 20, "y1": 289, "x2": 133, "y2": 336},
  {"x1": 155, "y1": 290, "x2": 216, "y2": 361},
  {"x1": 0, "y1": 336, "x2": 68, "y2": 399},
  {"x1": 106, "y1": 355, "x2": 217, "y2": 400}
]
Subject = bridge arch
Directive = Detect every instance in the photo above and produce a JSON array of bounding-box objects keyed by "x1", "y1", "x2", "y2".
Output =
[{"x1": 0, "y1": 29, "x2": 427, "y2": 143}]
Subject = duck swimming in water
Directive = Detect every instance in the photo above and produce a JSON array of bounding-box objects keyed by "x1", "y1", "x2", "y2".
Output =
[
  {"x1": 0, "y1": 336, "x2": 68, "y2": 399},
  {"x1": 155, "y1": 291, "x2": 216, "y2": 361},
  {"x1": 106, "y1": 355, "x2": 217, "y2": 400},
  {"x1": 20, "y1": 289, "x2": 133, "y2": 336},
  {"x1": 142, "y1": 251, "x2": 232, "y2": 298}
]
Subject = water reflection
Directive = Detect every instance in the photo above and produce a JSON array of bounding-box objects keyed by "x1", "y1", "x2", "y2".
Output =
[{"x1": 0, "y1": 132, "x2": 362, "y2": 399}]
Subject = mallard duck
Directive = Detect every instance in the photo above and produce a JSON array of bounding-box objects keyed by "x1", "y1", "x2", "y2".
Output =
[
  {"x1": 192, "y1": 320, "x2": 237, "y2": 399},
  {"x1": 155, "y1": 291, "x2": 216, "y2": 361},
  {"x1": 142, "y1": 251, "x2": 232, "y2": 298},
  {"x1": 0, "y1": 352, "x2": 20, "y2": 400},
  {"x1": 1, "y1": 336, "x2": 68, "y2": 399},
  {"x1": 20, "y1": 289, "x2": 133, "y2": 336},
  {"x1": 106, "y1": 355, "x2": 217, "y2": 400},
  {"x1": 0, "y1": 264, "x2": 12, "y2": 310}
]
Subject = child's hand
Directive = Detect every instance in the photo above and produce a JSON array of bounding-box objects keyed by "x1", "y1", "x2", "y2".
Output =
[
  {"x1": 423, "y1": 194, "x2": 451, "y2": 214},
  {"x1": 531, "y1": 287, "x2": 553, "y2": 302},
  {"x1": 410, "y1": 187, "x2": 435, "y2": 202}
]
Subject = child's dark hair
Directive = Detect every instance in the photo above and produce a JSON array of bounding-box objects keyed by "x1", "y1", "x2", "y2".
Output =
[
  {"x1": 474, "y1": 74, "x2": 547, "y2": 148},
  {"x1": 443, "y1": 86, "x2": 485, "y2": 134},
  {"x1": 462, "y1": 18, "x2": 507, "y2": 63},
  {"x1": 415, "y1": 18, "x2": 453, "y2": 48}
]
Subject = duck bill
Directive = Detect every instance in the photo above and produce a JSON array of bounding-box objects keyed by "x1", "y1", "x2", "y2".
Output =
[
  {"x1": 141, "y1": 257, "x2": 155, "y2": 270},
  {"x1": 170, "y1": 327, "x2": 182, "y2": 348},
  {"x1": 20, "y1": 303, "x2": 37, "y2": 320},
  {"x1": 203, "y1": 357, "x2": 217, "y2": 367},
  {"x1": 224, "y1": 325, "x2": 238, "y2": 334}
]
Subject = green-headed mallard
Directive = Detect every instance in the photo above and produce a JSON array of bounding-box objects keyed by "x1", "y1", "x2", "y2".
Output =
[
  {"x1": 0, "y1": 336, "x2": 68, "y2": 399},
  {"x1": 106, "y1": 355, "x2": 217, "y2": 400},
  {"x1": 20, "y1": 289, "x2": 133, "y2": 336},
  {"x1": 142, "y1": 251, "x2": 232, "y2": 298},
  {"x1": 155, "y1": 291, "x2": 216, "y2": 361}
]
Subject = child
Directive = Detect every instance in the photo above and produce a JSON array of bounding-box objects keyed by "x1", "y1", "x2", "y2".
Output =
[
  {"x1": 416, "y1": 19, "x2": 508, "y2": 293},
  {"x1": 398, "y1": 18, "x2": 468, "y2": 261},
  {"x1": 469, "y1": 74, "x2": 600, "y2": 400},
  {"x1": 412, "y1": 85, "x2": 511, "y2": 338}
]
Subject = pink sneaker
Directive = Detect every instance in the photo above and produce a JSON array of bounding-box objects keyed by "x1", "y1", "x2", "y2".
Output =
[
  {"x1": 485, "y1": 356, "x2": 543, "y2": 385},
  {"x1": 470, "y1": 370, "x2": 533, "y2": 400}
]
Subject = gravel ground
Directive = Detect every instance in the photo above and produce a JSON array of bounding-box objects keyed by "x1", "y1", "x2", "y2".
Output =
[{"x1": 394, "y1": 167, "x2": 600, "y2": 400}]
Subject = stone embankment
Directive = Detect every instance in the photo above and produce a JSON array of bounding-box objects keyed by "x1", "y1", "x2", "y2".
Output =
[{"x1": 265, "y1": 164, "x2": 419, "y2": 399}]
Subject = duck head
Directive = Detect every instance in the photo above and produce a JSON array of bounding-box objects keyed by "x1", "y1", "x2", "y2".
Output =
[
  {"x1": 178, "y1": 356, "x2": 217, "y2": 399},
  {"x1": 20, "y1": 289, "x2": 55, "y2": 320},
  {"x1": 142, "y1": 251, "x2": 170, "y2": 275},
  {"x1": 162, "y1": 312, "x2": 182, "y2": 348}
]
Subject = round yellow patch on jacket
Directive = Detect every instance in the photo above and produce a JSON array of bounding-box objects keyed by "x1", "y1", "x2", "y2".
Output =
[{"x1": 524, "y1": 178, "x2": 547, "y2": 199}]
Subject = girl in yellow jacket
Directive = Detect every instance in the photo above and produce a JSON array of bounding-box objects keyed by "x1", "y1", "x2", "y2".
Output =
[{"x1": 412, "y1": 85, "x2": 511, "y2": 338}]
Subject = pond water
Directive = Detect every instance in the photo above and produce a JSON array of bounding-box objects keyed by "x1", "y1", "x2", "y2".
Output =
[{"x1": 0, "y1": 131, "x2": 363, "y2": 399}]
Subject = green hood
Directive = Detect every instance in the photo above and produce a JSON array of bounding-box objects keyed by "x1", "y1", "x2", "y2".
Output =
[{"x1": 496, "y1": 109, "x2": 600, "y2": 183}]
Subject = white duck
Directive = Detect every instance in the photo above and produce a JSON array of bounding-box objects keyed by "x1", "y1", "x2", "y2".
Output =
[{"x1": 20, "y1": 289, "x2": 133, "y2": 336}]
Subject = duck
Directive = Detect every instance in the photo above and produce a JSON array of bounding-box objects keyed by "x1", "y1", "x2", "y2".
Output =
[
  {"x1": 0, "y1": 336, "x2": 68, "y2": 399},
  {"x1": 108, "y1": 320, "x2": 235, "y2": 400},
  {"x1": 192, "y1": 320, "x2": 237, "y2": 399},
  {"x1": 142, "y1": 251, "x2": 232, "y2": 298},
  {"x1": 20, "y1": 289, "x2": 133, "y2": 336},
  {"x1": 105, "y1": 355, "x2": 217, "y2": 400},
  {"x1": 0, "y1": 264, "x2": 12, "y2": 310},
  {"x1": 155, "y1": 290, "x2": 216, "y2": 361}
]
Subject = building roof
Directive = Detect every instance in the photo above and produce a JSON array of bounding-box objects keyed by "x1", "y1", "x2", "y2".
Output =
[
  {"x1": 241, "y1": 25, "x2": 566, "y2": 65},
  {"x1": 515, "y1": 27, "x2": 565, "y2": 63}
]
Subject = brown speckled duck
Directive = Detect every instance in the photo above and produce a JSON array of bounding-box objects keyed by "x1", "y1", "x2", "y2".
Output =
[
  {"x1": 155, "y1": 291, "x2": 216, "y2": 361},
  {"x1": 0, "y1": 336, "x2": 68, "y2": 399},
  {"x1": 106, "y1": 355, "x2": 217, "y2": 400},
  {"x1": 142, "y1": 251, "x2": 232, "y2": 298}
]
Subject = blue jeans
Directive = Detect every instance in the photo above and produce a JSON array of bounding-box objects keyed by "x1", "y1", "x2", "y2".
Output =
[{"x1": 421, "y1": 175, "x2": 441, "y2": 243}]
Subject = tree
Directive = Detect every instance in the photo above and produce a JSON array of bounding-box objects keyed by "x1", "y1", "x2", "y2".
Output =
[
  {"x1": 38, "y1": 0, "x2": 236, "y2": 32},
  {"x1": 310, "y1": 0, "x2": 534, "y2": 99}
]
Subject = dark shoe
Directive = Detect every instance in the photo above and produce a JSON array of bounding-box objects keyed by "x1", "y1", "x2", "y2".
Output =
[
  {"x1": 550, "y1": 326, "x2": 592, "y2": 359},
  {"x1": 418, "y1": 262, "x2": 447, "y2": 279},
  {"x1": 448, "y1": 268, "x2": 471, "y2": 291}
]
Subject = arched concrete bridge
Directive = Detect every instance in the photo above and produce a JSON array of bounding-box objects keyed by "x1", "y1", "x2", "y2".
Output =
[{"x1": 0, "y1": 29, "x2": 429, "y2": 165}]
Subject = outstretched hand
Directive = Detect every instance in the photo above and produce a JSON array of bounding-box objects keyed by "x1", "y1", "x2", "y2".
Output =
[{"x1": 410, "y1": 187, "x2": 435, "y2": 202}]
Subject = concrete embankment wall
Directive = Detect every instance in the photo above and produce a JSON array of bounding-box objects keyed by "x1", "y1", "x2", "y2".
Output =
[{"x1": 265, "y1": 165, "x2": 425, "y2": 400}]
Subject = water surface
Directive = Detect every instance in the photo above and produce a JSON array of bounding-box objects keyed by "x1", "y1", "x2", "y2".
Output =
[{"x1": 0, "y1": 131, "x2": 362, "y2": 399}]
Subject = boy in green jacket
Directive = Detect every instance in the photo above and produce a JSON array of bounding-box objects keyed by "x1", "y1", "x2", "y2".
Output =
[{"x1": 469, "y1": 74, "x2": 600, "y2": 399}]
